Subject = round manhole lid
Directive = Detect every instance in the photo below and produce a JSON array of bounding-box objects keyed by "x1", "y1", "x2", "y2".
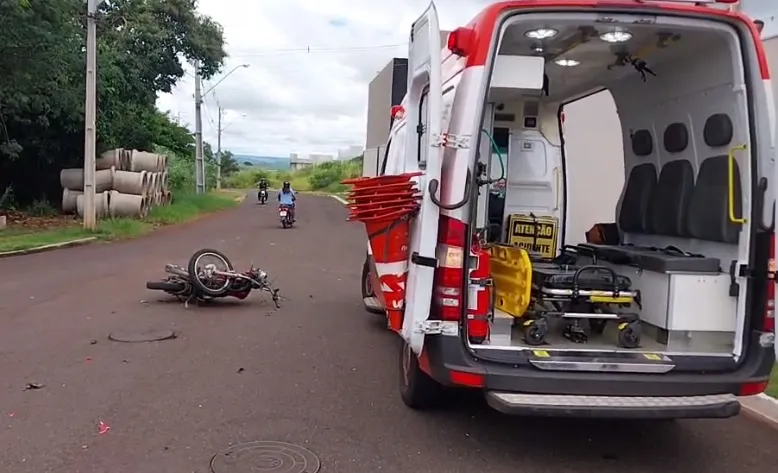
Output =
[
  {"x1": 210, "y1": 441, "x2": 320, "y2": 473},
  {"x1": 108, "y1": 329, "x2": 176, "y2": 343}
]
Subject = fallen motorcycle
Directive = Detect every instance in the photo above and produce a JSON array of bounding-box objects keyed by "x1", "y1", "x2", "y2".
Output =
[{"x1": 146, "y1": 248, "x2": 281, "y2": 307}]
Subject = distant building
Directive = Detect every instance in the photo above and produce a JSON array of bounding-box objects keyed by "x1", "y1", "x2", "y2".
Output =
[
  {"x1": 337, "y1": 145, "x2": 364, "y2": 160},
  {"x1": 309, "y1": 153, "x2": 336, "y2": 164},
  {"x1": 289, "y1": 152, "x2": 313, "y2": 171}
]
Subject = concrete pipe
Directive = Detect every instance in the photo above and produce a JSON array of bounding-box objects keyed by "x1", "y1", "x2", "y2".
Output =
[
  {"x1": 161, "y1": 171, "x2": 169, "y2": 191},
  {"x1": 76, "y1": 191, "x2": 110, "y2": 218},
  {"x1": 155, "y1": 172, "x2": 163, "y2": 193},
  {"x1": 113, "y1": 170, "x2": 148, "y2": 196},
  {"x1": 109, "y1": 191, "x2": 148, "y2": 218},
  {"x1": 160, "y1": 154, "x2": 168, "y2": 171},
  {"x1": 59, "y1": 166, "x2": 114, "y2": 192},
  {"x1": 129, "y1": 150, "x2": 162, "y2": 172},
  {"x1": 96, "y1": 149, "x2": 120, "y2": 170},
  {"x1": 61, "y1": 188, "x2": 83, "y2": 213},
  {"x1": 60, "y1": 168, "x2": 84, "y2": 190},
  {"x1": 163, "y1": 191, "x2": 172, "y2": 205}
]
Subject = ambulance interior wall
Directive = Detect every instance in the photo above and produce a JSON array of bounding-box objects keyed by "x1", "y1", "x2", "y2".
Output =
[{"x1": 487, "y1": 94, "x2": 625, "y2": 244}]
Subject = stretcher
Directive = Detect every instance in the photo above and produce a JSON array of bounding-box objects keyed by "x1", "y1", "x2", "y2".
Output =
[{"x1": 489, "y1": 244, "x2": 642, "y2": 348}]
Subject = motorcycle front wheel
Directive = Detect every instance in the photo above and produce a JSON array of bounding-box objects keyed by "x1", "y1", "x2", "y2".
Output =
[{"x1": 187, "y1": 249, "x2": 234, "y2": 297}]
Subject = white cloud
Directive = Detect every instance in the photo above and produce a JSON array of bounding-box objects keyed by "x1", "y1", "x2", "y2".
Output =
[{"x1": 155, "y1": 0, "x2": 489, "y2": 157}]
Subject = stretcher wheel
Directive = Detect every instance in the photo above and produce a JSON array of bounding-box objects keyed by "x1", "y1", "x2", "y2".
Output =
[
  {"x1": 617, "y1": 321, "x2": 641, "y2": 349},
  {"x1": 522, "y1": 319, "x2": 547, "y2": 346}
]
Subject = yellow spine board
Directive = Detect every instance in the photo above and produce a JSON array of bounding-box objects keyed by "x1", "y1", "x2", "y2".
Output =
[{"x1": 489, "y1": 244, "x2": 532, "y2": 318}]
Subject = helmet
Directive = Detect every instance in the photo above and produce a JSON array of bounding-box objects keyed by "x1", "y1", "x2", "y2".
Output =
[{"x1": 282, "y1": 181, "x2": 291, "y2": 189}]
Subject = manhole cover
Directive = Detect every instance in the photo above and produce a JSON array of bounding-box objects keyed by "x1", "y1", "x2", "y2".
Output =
[
  {"x1": 210, "y1": 441, "x2": 321, "y2": 473},
  {"x1": 108, "y1": 329, "x2": 176, "y2": 343}
]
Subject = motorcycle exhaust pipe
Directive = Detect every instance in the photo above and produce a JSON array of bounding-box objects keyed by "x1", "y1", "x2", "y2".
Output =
[{"x1": 164, "y1": 264, "x2": 189, "y2": 277}]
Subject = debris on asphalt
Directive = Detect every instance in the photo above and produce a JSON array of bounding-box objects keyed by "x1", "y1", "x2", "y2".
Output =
[
  {"x1": 8, "y1": 412, "x2": 15, "y2": 418},
  {"x1": 23, "y1": 383, "x2": 44, "y2": 391},
  {"x1": 98, "y1": 420, "x2": 110, "y2": 435},
  {"x1": 237, "y1": 368, "x2": 245, "y2": 373},
  {"x1": 90, "y1": 339, "x2": 98, "y2": 345},
  {"x1": 85, "y1": 357, "x2": 93, "y2": 362}
]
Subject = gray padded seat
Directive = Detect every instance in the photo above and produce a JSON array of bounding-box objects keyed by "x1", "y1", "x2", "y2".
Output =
[
  {"x1": 686, "y1": 113, "x2": 742, "y2": 244},
  {"x1": 618, "y1": 163, "x2": 656, "y2": 233},
  {"x1": 579, "y1": 243, "x2": 721, "y2": 273},
  {"x1": 648, "y1": 160, "x2": 695, "y2": 236}
]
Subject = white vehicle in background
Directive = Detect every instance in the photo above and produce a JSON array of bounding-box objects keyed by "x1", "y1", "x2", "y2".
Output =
[{"x1": 360, "y1": 0, "x2": 776, "y2": 419}]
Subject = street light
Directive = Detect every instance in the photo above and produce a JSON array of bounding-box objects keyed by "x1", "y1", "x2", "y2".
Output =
[{"x1": 194, "y1": 63, "x2": 249, "y2": 193}]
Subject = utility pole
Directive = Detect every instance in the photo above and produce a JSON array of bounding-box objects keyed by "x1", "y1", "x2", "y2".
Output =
[
  {"x1": 82, "y1": 0, "x2": 100, "y2": 230},
  {"x1": 216, "y1": 106, "x2": 223, "y2": 189},
  {"x1": 194, "y1": 60, "x2": 205, "y2": 194}
]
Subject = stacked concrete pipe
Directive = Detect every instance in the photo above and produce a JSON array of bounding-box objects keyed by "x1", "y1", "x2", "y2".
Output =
[{"x1": 60, "y1": 148, "x2": 171, "y2": 219}]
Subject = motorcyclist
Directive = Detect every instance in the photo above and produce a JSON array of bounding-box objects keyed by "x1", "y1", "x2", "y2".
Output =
[
  {"x1": 278, "y1": 180, "x2": 296, "y2": 220},
  {"x1": 257, "y1": 178, "x2": 269, "y2": 202}
]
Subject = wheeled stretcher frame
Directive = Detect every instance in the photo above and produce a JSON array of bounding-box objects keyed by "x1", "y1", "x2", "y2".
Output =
[{"x1": 490, "y1": 244, "x2": 643, "y2": 348}]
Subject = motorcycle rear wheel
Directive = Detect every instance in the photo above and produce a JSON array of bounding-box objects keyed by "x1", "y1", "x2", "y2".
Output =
[{"x1": 187, "y1": 249, "x2": 234, "y2": 297}]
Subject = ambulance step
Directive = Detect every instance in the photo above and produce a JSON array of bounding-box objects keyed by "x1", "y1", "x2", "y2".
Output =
[
  {"x1": 363, "y1": 296, "x2": 384, "y2": 313},
  {"x1": 485, "y1": 391, "x2": 740, "y2": 419},
  {"x1": 526, "y1": 349, "x2": 675, "y2": 374}
]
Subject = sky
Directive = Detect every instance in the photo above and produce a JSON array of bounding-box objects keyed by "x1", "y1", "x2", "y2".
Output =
[{"x1": 155, "y1": 0, "x2": 490, "y2": 158}]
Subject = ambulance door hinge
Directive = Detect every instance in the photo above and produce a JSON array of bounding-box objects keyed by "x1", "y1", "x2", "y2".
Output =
[
  {"x1": 431, "y1": 132, "x2": 471, "y2": 149},
  {"x1": 416, "y1": 320, "x2": 459, "y2": 335}
]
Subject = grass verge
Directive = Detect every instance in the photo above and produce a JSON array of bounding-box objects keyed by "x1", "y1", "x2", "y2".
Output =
[
  {"x1": 0, "y1": 191, "x2": 239, "y2": 253},
  {"x1": 767, "y1": 364, "x2": 778, "y2": 398}
]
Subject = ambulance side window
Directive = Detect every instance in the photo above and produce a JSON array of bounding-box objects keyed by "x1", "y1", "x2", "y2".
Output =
[{"x1": 417, "y1": 88, "x2": 429, "y2": 166}]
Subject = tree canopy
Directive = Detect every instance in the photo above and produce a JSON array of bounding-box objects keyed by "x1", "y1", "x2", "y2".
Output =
[{"x1": 0, "y1": 0, "x2": 227, "y2": 205}]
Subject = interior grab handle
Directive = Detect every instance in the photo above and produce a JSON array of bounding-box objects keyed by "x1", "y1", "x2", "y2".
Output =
[
  {"x1": 429, "y1": 169, "x2": 471, "y2": 210},
  {"x1": 552, "y1": 167, "x2": 561, "y2": 211},
  {"x1": 728, "y1": 144, "x2": 748, "y2": 224}
]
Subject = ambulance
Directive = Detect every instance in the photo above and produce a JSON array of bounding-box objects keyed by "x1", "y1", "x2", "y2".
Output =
[{"x1": 360, "y1": 0, "x2": 776, "y2": 418}]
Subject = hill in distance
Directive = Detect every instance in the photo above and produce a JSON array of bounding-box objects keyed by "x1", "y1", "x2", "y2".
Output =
[{"x1": 234, "y1": 154, "x2": 290, "y2": 170}]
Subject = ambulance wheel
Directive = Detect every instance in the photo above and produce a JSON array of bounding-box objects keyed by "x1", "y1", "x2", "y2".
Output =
[
  {"x1": 361, "y1": 256, "x2": 383, "y2": 314},
  {"x1": 400, "y1": 340, "x2": 441, "y2": 410},
  {"x1": 617, "y1": 321, "x2": 641, "y2": 349},
  {"x1": 523, "y1": 319, "x2": 547, "y2": 346}
]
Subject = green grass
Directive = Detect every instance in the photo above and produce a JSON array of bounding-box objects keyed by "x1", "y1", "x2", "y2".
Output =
[
  {"x1": 0, "y1": 191, "x2": 239, "y2": 253},
  {"x1": 767, "y1": 364, "x2": 778, "y2": 398}
]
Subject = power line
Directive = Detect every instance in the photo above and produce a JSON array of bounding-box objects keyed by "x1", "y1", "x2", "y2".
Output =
[{"x1": 230, "y1": 43, "x2": 405, "y2": 56}]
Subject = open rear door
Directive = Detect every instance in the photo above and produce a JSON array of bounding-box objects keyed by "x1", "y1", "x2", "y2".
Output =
[{"x1": 401, "y1": 2, "x2": 443, "y2": 355}]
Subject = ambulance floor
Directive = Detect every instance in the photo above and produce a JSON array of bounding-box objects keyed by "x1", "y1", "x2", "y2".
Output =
[{"x1": 479, "y1": 309, "x2": 733, "y2": 356}]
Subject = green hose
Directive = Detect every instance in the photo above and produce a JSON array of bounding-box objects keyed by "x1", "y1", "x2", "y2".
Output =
[{"x1": 481, "y1": 127, "x2": 505, "y2": 183}]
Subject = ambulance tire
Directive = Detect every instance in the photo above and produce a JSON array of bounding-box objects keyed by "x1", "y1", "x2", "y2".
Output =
[
  {"x1": 362, "y1": 255, "x2": 384, "y2": 315},
  {"x1": 399, "y1": 340, "x2": 442, "y2": 410}
]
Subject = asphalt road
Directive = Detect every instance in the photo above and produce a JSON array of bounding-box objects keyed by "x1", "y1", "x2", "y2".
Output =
[{"x1": 0, "y1": 193, "x2": 776, "y2": 473}]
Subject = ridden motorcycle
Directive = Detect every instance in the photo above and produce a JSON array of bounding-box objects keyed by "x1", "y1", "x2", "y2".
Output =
[
  {"x1": 279, "y1": 204, "x2": 295, "y2": 228},
  {"x1": 258, "y1": 188, "x2": 268, "y2": 204},
  {"x1": 145, "y1": 248, "x2": 281, "y2": 307}
]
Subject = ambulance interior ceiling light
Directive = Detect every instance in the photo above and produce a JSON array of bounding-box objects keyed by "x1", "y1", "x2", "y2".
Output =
[
  {"x1": 554, "y1": 58, "x2": 580, "y2": 67},
  {"x1": 599, "y1": 30, "x2": 632, "y2": 43},
  {"x1": 524, "y1": 28, "x2": 558, "y2": 39}
]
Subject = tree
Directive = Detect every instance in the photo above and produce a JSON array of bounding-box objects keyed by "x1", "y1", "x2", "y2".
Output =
[
  {"x1": 243, "y1": 161, "x2": 253, "y2": 166},
  {"x1": 220, "y1": 150, "x2": 240, "y2": 176},
  {"x1": 0, "y1": 0, "x2": 227, "y2": 204}
]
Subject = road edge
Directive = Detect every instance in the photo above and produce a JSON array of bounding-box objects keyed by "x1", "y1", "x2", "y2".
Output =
[
  {"x1": 741, "y1": 393, "x2": 778, "y2": 430},
  {"x1": 330, "y1": 194, "x2": 348, "y2": 205},
  {"x1": 0, "y1": 237, "x2": 98, "y2": 259}
]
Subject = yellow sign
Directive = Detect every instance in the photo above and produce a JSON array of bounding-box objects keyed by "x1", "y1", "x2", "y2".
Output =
[{"x1": 507, "y1": 214, "x2": 558, "y2": 258}]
